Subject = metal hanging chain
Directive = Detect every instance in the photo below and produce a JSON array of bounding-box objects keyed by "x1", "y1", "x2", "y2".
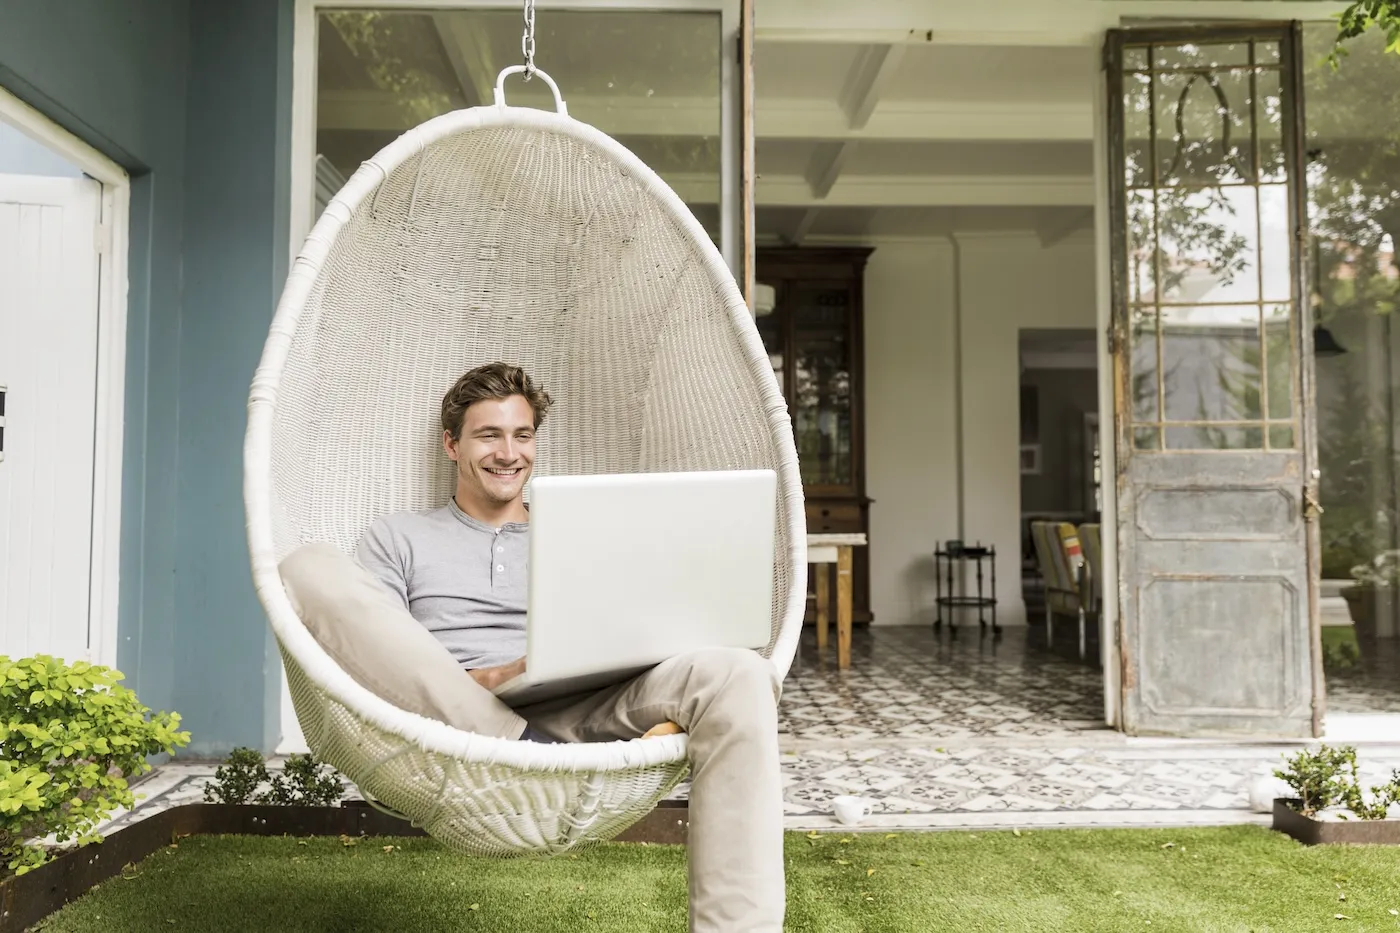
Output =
[{"x1": 521, "y1": 0, "x2": 537, "y2": 81}]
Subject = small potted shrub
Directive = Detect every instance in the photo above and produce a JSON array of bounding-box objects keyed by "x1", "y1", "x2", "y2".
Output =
[
  {"x1": 0, "y1": 654, "x2": 190, "y2": 877},
  {"x1": 1341, "y1": 550, "x2": 1400, "y2": 643},
  {"x1": 1271, "y1": 744, "x2": 1400, "y2": 845}
]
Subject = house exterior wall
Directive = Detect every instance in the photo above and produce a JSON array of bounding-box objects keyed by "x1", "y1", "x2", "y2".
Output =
[
  {"x1": 0, "y1": 0, "x2": 192, "y2": 724},
  {"x1": 1, "y1": 0, "x2": 1365, "y2": 754},
  {"x1": 0, "y1": 0, "x2": 293, "y2": 755}
]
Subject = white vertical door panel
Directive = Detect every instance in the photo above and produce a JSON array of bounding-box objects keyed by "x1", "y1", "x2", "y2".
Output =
[{"x1": 0, "y1": 173, "x2": 101, "y2": 662}]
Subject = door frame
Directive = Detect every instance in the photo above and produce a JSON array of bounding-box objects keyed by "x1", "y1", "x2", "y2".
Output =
[
  {"x1": 0, "y1": 85, "x2": 131, "y2": 669},
  {"x1": 1091, "y1": 52, "x2": 1123, "y2": 727}
]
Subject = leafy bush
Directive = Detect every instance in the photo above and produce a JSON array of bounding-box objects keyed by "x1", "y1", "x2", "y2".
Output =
[
  {"x1": 1274, "y1": 744, "x2": 1400, "y2": 818},
  {"x1": 204, "y1": 747, "x2": 344, "y2": 808},
  {"x1": 202, "y1": 747, "x2": 270, "y2": 805},
  {"x1": 0, "y1": 655, "x2": 190, "y2": 876}
]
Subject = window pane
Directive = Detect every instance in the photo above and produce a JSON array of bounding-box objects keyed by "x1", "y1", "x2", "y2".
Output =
[
  {"x1": 1156, "y1": 186, "x2": 1259, "y2": 304},
  {"x1": 1135, "y1": 426, "x2": 1161, "y2": 450},
  {"x1": 1128, "y1": 189, "x2": 1156, "y2": 301},
  {"x1": 1131, "y1": 306, "x2": 1160, "y2": 422},
  {"x1": 1255, "y1": 67, "x2": 1286, "y2": 183},
  {"x1": 1125, "y1": 72, "x2": 1153, "y2": 189},
  {"x1": 1258, "y1": 184, "x2": 1291, "y2": 301},
  {"x1": 1264, "y1": 303, "x2": 1293, "y2": 420},
  {"x1": 1165, "y1": 425, "x2": 1263, "y2": 450},
  {"x1": 1155, "y1": 68, "x2": 1254, "y2": 187},
  {"x1": 1161, "y1": 304, "x2": 1262, "y2": 422},
  {"x1": 315, "y1": 9, "x2": 722, "y2": 239},
  {"x1": 1153, "y1": 42, "x2": 1253, "y2": 70}
]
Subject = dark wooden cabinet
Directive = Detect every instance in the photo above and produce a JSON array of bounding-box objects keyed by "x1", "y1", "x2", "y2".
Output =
[{"x1": 755, "y1": 247, "x2": 874, "y2": 623}]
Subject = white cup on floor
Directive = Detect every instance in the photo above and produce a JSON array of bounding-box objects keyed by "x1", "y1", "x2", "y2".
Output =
[{"x1": 832, "y1": 794, "x2": 873, "y2": 826}]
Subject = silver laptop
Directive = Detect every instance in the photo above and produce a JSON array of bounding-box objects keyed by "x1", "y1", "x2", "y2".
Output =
[{"x1": 492, "y1": 468, "x2": 777, "y2": 707}]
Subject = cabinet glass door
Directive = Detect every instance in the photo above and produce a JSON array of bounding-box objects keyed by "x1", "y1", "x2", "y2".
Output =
[
  {"x1": 754, "y1": 296, "x2": 785, "y2": 389},
  {"x1": 790, "y1": 283, "x2": 854, "y2": 489}
]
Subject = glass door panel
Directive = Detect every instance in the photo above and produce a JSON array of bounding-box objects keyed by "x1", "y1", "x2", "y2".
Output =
[{"x1": 789, "y1": 283, "x2": 854, "y2": 488}]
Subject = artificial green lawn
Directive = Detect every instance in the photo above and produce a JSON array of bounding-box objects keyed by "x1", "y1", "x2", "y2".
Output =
[{"x1": 33, "y1": 826, "x2": 1400, "y2": 932}]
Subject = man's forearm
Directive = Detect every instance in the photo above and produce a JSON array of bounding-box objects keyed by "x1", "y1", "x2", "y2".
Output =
[{"x1": 467, "y1": 657, "x2": 526, "y2": 691}]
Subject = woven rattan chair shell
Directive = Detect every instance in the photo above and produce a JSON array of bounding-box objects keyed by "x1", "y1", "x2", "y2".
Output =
[{"x1": 243, "y1": 101, "x2": 807, "y2": 857}]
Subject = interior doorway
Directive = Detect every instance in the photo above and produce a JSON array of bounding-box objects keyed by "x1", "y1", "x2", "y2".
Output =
[{"x1": 1019, "y1": 328, "x2": 1104, "y2": 667}]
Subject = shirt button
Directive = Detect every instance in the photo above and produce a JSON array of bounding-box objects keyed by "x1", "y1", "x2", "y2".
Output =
[
  {"x1": 497, "y1": 546, "x2": 504, "y2": 553},
  {"x1": 497, "y1": 565, "x2": 505, "y2": 572}
]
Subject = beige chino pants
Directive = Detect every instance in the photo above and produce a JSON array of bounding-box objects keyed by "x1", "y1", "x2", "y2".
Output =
[{"x1": 496, "y1": 648, "x2": 786, "y2": 933}]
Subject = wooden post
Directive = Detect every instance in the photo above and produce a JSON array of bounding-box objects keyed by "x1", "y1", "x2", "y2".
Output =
[
  {"x1": 837, "y1": 546, "x2": 853, "y2": 670},
  {"x1": 815, "y1": 562, "x2": 830, "y2": 651}
]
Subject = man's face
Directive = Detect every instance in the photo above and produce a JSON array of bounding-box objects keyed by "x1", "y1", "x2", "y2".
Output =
[{"x1": 444, "y1": 395, "x2": 537, "y2": 507}]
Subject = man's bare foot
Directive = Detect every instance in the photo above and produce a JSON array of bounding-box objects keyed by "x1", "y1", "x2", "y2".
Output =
[{"x1": 642, "y1": 721, "x2": 684, "y2": 739}]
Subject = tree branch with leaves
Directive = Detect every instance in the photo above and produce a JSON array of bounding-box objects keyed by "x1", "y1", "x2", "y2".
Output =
[{"x1": 1333, "y1": 1, "x2": 1400, "y2": 67}]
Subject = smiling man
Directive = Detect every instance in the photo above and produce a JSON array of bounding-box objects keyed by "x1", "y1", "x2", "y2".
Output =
[
  {"x1": 348, "y1": 361, "x2": 786, "y2": 932},
  {"x1": 353, "y1": 362, "x2": 545, "y2": 689}
]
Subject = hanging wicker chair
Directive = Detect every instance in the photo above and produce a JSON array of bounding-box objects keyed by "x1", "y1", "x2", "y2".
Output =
[{"x1": 242, "y1": 68, "x2": 806, "y2": 857}]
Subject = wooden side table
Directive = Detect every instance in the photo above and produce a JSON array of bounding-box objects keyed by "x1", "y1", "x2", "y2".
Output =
[{"x1": 807, "y1": 533, "x2": 868, "y2": 670}]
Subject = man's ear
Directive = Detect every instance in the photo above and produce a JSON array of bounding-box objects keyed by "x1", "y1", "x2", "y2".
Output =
[{"x1": 443, "y1": 430, "x2": 459, "y2": 461}]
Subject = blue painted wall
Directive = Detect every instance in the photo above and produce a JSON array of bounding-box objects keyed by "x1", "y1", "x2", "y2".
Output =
[
  {"x1": 176, "y1": 0, "x2": 293, "y2": 756},
  {"x1": 0, "y1": 0, "x2": 293, "y2": 755}
]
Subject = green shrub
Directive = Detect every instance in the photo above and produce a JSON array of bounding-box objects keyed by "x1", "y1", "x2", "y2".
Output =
[
  {"x1": 1274, "y1": 745, "x2": 1356, "y2": 815},
  {"x1": 265, "y1": 753, "x2": 344, "y2": 808},
  {"x1": 0, "y1": 655, "x2": 190, "y2": 876},
  {"x1": 1274, "y1": 744, "x2": 1400, "y2": 819},
  {"x1": 203, "y1": 747, "x2": 270, "y2": 805},
  {"x1": 205, "y1": 747, "x2": 344, "y2": 808}
]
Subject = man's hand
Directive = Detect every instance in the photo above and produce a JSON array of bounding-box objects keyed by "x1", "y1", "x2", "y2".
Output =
[
  {"x1": 467, "y1": 657, "x2": 526, "y2": 692},
  {"x1": 642, "y1": 721, "x2": 685, "y2": 739}
]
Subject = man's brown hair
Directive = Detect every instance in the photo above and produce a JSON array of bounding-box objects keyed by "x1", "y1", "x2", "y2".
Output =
[{"x1": 441, "y1": 362, "x2": 553, "y2": 438}]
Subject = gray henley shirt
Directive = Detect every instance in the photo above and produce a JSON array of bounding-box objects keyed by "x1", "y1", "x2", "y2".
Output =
[{"x1": 354, "y1": 499, "x2": 529, "y2": 670}]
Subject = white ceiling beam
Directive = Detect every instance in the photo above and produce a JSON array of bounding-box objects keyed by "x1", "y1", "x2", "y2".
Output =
[
  {"x1": 319, "y1": 91, "x2": 1094, "y2": 143},
  {"x1": 805, "y1": 141, "x2": 853, "y2": 200},
  {"x1": 1037, "y1": 206, "x2": 1095, "y2": 247},
  {"x1": 796, "y1": 100, "x2": 1093, "y2": 142},
  {"x1": 797, "y1": 43, "x2": 906, "y2": 205},
  {"x1": 789, "y1": 208, "x2": 821, "y2": 245},
  {"x1": 669, "y1": 173, "x2": 1094, "y2": 207},
  {"x1": 842, "y1": 43, "x2": 906, "y2": 130},
  {"x1": 755, "y1": 28, "x2": 1099, "y2": 46},
  {"x1": 752, "y1": 0, "x2": 1350, "y2": 40}
]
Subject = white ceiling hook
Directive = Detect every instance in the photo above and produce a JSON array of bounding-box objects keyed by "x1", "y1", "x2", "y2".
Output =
[{"x1": 493, "y1": 65, "x2": 569, "y2": 116}]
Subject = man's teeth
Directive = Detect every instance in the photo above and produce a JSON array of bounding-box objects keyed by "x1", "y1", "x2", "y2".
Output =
[{"x1": 487, "y1": 468, "x2": 520, "y2": 475}]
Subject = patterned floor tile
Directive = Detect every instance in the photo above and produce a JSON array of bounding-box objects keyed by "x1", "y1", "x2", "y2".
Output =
[{"x1": 101, "y1": 627, "x2": 1400, "y2": 836}]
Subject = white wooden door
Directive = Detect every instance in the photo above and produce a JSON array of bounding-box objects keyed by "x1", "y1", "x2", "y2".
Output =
[{"x1": 0, "y1": 173, "x2": 102, "y2": 663}]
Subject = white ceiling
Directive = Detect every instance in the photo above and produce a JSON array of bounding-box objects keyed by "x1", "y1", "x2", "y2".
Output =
[
  {"x1": 753, "y1": 38, "x2": 1098, "y2": 243},
  {"x1": 315, "y1": 12, "x2": 1100, "y2": 244},
  {"x1": 314, "y1": 13, "x2": 1392, "y2": 247}
]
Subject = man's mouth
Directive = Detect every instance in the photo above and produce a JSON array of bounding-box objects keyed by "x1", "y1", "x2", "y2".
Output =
[{"x1": 485, "y1": 467, "x2": 522, "y2": 477}]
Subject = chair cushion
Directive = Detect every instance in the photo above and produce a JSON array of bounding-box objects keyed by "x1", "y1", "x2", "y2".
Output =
[{"x1": 278, "y1": 542, "x2": 522, "y2": 738}]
